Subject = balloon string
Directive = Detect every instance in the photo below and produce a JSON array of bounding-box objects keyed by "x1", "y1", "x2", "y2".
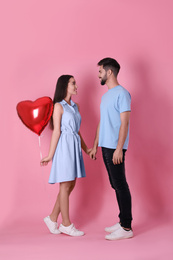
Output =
[
  {"x1": 38, "y1": 135, "x2": 52, "y2": 208},
  {"x1": 38, "y1": 135, "x2": 43, "y2": 160}
]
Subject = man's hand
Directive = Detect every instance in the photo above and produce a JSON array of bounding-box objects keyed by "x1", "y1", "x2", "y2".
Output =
[
  {"x1": 112, "y1": 149, "x2": 123, "y2": 165},
  {"x1": 89, "y1": 147, "x2": 97, "y2": 160}
]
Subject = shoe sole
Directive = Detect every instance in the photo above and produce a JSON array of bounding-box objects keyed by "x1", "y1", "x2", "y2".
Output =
[{"x1": 105, "y1": 234, "x2": 133, "y2": 241}]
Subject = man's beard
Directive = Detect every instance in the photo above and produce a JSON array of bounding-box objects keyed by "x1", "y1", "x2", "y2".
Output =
[{"x1": 100, "y1": 75, "x2": 107, "y2": 85}]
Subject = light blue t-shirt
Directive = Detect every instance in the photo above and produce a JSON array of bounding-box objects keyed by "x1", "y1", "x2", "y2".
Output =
[{"x1": 98, "y1": 85, "x2": 131, "y2": 149}]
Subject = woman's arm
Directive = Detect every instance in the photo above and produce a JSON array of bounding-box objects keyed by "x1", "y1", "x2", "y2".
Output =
[
  {"x1": 40, "y1": 103, "x2": 63, "y2": 166},
  {"x1": 78, "y1": 131, "x2": 91, "y2": 154}
]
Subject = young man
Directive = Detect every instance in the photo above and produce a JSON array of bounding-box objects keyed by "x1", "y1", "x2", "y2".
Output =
[{"x1": 90, "y1": 58, "x2": 133, "y2": 240}]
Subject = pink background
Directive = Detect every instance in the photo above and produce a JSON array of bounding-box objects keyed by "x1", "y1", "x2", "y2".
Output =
[{"x1": 0, "y1": 0, "x2": 173, "y2": 259}]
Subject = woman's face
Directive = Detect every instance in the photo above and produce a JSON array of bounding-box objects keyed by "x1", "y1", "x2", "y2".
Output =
[{"x1": 67, "y1": 77, "x2": 78, "y2": 96}]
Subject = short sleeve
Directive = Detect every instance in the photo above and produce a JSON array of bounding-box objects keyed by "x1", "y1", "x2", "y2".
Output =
[{"x1": 118, "y1": 90, "x2": 131, "y2": 113}]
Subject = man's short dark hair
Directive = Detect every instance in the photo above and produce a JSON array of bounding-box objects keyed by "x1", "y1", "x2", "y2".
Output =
[{"x1": 97, "y1": 57, "x2": 120, "y2": 77}]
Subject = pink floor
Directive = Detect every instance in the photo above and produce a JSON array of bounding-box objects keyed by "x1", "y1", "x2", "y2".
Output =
[{"x1": 1, "y1": 219, "x2": 172, "y2": 260}]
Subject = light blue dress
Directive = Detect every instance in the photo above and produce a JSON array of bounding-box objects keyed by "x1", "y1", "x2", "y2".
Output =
[{"x1": 48, "y1": 99, "x2": 86, "y2": 183}]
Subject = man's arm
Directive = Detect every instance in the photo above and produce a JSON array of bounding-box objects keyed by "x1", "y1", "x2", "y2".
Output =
[
  {"x1": 112, "y1": 111, "x2": 130, "y2": 164},
  {"x1": 89, "y1": 122, "x2": 100, "y2": 160}
]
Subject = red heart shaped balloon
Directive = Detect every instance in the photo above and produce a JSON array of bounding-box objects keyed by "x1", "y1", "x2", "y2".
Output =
[{"x1": 16, "y1": 97, "x2": 53, "y2": 135}]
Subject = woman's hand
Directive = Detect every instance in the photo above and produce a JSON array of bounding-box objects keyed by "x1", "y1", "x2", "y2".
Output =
[
  {"x1": 86, "y1": 148, "x2": 92, "y2": 155},
  {"x1": 40, "y1": 156, "x2": 52, "y2": 166}
]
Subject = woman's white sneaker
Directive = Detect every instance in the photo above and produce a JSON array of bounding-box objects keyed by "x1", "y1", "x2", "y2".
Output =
[
  {"x1": 105, "y1": 226, "x2": 133, "y2": 240},
  {"x1": 105, "y1": 223, "x2": 121, "y2": 233},
  {"x1": 59, "y1": 223, "x2": 84, "y2": 237},
  {"x1": 44, "y1": 216, "x2": 61, "y2": 234}
]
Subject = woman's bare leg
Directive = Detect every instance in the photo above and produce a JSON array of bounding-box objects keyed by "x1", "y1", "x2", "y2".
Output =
[
  {"x1": 59, "y1": 180, "x2": 76, "y2": 226},
  {"x1": 49, "y1": 193, "x2": 61, "y2": 222}
]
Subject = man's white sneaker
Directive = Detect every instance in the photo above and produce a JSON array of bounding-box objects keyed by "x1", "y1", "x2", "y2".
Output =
[
  {"x1": 105, "y1": 225, "x2": 133, "y2": 240},
  {"x1": 105, "y1": 223, "x2": 121, "y2": 233},
  {"x1": 59, "y1": 223, "x2": 84, "y2": 237},
  {"x1": 44, "y1": 216, "x2": 61, "y2": 234}
]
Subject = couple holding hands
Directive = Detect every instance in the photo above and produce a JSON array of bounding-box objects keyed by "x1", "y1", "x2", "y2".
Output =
[{"x1": 41, "y1": 57, "x2": 133, "y2": 241}]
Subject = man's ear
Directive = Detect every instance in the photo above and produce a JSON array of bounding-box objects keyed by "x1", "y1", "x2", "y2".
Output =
[{"x1": 107, "y1": 69, "x2": 112, "y2": 77}]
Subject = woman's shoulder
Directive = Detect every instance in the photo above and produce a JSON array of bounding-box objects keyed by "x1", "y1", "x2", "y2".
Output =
[{"x1": 54, "y1": 102, "x2": 64, "y2": 113}]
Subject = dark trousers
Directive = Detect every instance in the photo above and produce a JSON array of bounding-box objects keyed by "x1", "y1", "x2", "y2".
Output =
[{"x1": 102, "y1": 147, "x2": 132, "y2": 229}]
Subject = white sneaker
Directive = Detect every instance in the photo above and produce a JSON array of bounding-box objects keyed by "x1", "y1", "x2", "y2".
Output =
[
  {"x1": 105, "y1": 226, "x2": 133, "y2": 240},
  {"x1": 59, "y1": 223, "x2": 84, "y2": 237},
  {"x1": 105, "y1": 223, "x2": 121, "y2": 233},
  {"x1": 44, "y1": 216, "x2": 61, "y2": 234}
]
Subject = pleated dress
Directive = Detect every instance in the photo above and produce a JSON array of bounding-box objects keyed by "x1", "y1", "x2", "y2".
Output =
[{"x1": 48, "y1": 99, "x2": 86, "y2": 183}]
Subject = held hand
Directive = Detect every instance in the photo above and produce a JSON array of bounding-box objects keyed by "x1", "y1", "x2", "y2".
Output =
[
  {"x1": 40, "y1": 156, "x2": 51, "y2": 166},
  {"x1": 89, "y1": 147, "x2": 97, "y2": 160},
  {"x1": 112, "y1": 149, "x2": 123, "y2": 165},
  {"x1": 86, "y1": 148, "x2": 92, "y2": 155}
]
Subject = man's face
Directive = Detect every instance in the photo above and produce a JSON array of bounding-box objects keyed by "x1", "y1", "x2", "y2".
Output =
[{"x1": 98, "y1": 65, "x2": 107, "y2": 85}]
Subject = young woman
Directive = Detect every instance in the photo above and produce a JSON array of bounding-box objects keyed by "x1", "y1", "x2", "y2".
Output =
[{"x1": 41, "y1": 75, "x2": 91, "y2": 236}]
